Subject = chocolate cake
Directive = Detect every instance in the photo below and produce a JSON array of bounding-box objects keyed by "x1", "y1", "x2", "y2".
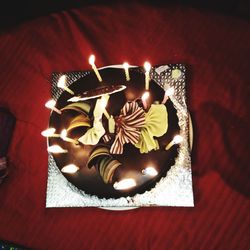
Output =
[{"x1": 47, "y1": 67, "x2": 180, "y2": 199}]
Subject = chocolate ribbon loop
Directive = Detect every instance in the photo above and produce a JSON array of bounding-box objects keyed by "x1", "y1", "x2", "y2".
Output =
[
  {"x1": 135, "y1": 104, "x2": 168, "y2": 153},
  {"x1": 78, "y1": 98, "x2": 106, "y2": 145},
  {"x1": 110, "y1": 102, "x2": 145, "y2": 154}
]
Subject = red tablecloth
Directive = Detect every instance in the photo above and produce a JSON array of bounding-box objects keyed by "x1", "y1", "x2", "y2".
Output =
[{"x1": 0, "y1": 3, "x2": 249, "y2": 249}]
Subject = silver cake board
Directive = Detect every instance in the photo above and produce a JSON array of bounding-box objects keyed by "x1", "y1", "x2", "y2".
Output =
[{"x1": 46, "y1": 64, "x2": 194, "y2": 208}]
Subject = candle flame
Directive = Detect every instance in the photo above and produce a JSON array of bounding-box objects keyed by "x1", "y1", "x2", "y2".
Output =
[
  {"x1": 113, "y1": 178, "x2": 136, "y2": 190},
  {"x1": 144, "y1": 61, "x2": 151, "y2": 72},
  {"x1": 61, "y1": 164, "x2": 79, "y2": 174},
  {"x1": 123, "y1": 62, "x2": 129, "y2": 69},
  {"x1": 142, "y1": 166, "x2": 158, "y2": 177},
  {"x1": 165, "y1": 87, "x2": 174, "y2": 96},
  {"x1": 141, "y1": 91, "x2": 150, "y2": 101},
  {"x1": 45, "y1": 99, "x2": 56, "y2": 109},
  {"x1": 57, "y1": 75, "x2": 66, "y2": 88},
  {"x1": 41, "y1": 128, "x2": 56, "y2": 137},
  {"x1": 47, "y1": 145, "x2": 68, "y2": 153},
  {"x1": 89, "y1": 54, "x2": 95, "y2": 65},
  {"x1": 173, "y1": 135, "x2": 183, "y2": 144},
  {"x1": 60, "y1": 129, "x2": 67, "y2": 139}
]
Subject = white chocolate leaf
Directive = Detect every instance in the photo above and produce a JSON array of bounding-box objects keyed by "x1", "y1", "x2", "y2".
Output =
[
  {"x1": 78, "y1": 119, "x2": 105, "y2": 145},
  {"x1": 145, "y1": 104, "x2": 168, "y2": 136},
  {"x1": 78, "y1": 98, "x2": 106, "y2": 145},
  {"x1": 135, "y1": 104, "x2": 168, "y2": 153}
]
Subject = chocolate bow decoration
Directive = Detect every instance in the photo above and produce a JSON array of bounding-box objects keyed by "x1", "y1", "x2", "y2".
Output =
[
  {"x1": 135, "y1": 104, "x2": 168, "y2": 153},
  {"x1": 78, "y1": 96, "x2": 108, "y2": 145},
  {"x1": 110, "y1": 101, "x2": 145, "y2": 154}
]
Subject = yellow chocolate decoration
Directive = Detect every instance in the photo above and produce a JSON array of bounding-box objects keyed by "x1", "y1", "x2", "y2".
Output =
[{"x1": 135, "y1": 104, "x2": 168, "y2": 153}]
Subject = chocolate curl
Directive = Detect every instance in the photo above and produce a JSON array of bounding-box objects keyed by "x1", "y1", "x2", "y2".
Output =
[
  {"x1": 110, "y1": 102, "x2": 145, "y2": 154},
  {"x1": 78, "y1": 98, "x2": 105, "y2": 145},
  {"x1": 102, "y1": 134, "x2": 111, "y2": 143},
  {"x1": 135, "y1": 104, "x2": 168, "y2": 153}
]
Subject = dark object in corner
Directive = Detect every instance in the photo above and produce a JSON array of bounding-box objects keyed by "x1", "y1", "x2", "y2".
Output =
[
  {"x1": 0, "y1": 108, "x2": 16, "y2": 184},
  {"x1": 0, "y1": 240, "x2": 30, "y2": 250}
]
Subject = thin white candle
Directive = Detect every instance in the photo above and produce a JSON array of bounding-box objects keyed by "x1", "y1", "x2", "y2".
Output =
[
  {"x1": 57, "y1": 75, "x2": 74, "y2": 95},
  {"x1": 141, "y1": 91, "x2": 150, "y2": 110},
  {"x1": 61, "y1": 164, "x2": 79, "y2": 174},
  {"x1": 161, "y1": 87, "x2": 174, "y2": 104},
  {"x1": 144, "y1": 61, "x2": 151, "y2": 90},
  {"x1": 113, "y1": 178, "x2": 136, "y2": 190},
  {"x1": 60, "y1": 129, "x2": 79, "y2": 144},
  {"x1": 165, "y1": 135, "x2": 183, "y2": 150},
  {"x1": 67, "y1": 96, "x2": 81, "y2": 103},
  {"x1": 123, "y1": 62, "x2": 130, "y2": 81},
  {"x1": 47, "y1": 145, "x2": 68, "y2": 153},
  {"x1": 41, "y1": 128, "x2": 60, "y2": 138},
  {"x1": 45, "y1": 100, "x2": 62, "y2": 114},
  {"x1": 89, "y1": 55, "x2": 103, "y2": 82}
]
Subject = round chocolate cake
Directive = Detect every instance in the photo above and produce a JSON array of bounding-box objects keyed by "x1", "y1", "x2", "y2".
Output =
[{"x1": 48, "y1": 67, "x2": 180, "y2": 198}]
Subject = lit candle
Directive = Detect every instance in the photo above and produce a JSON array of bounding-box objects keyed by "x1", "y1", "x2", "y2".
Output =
[
  {"x1": 41, "y1": 128, "x2": 60, "y2": 138},
  {"x1": 165, "y1": 135, "x2": 183, "y2": 150},
  {"x1": 123, "y1": 62, "x2": 130, "y2": 81},
  {"x1": 113, "y1": 178, "x2": 136, "y2": 190},
  {"x1": 144, "y1": 61, "x2": 151, "y2": 90},
  {"x1": 45, "y1": 100, "x2": 62, "y2": 114},
  {"x1": 89, "y1": 55, "x2": 103, "y2": 82},
  {"x1": 142, "y1": 166, "x2": 158, "y2": 176},
  {"x1": 161, "y1": 87, "x2": 174, "y2": 104},
  {"x1": 57, "y1": 75, "x2": 74, "y2": 95},
  {"x1": 141, "y1": 91, "x2": 150, "y2": 110},
  {"x1": 60, "y1": 129, "x2": 79, "y2": 145},
  {"x1": 47, "y1": 145, "x2": 68, "y2": 153},
  {"x1": 61, "y1": 164, "x2": 79, "y2": 174},
  {"x1": 100, "y1": 95, "x2": 110, "y2": 119}
]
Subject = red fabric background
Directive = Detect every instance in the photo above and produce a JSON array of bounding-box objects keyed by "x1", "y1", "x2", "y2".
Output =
[{"x1": 0, "y1": 3, "x2": 249, "y2": 249}]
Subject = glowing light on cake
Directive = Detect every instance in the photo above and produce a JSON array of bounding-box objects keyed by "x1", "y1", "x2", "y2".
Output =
[
  {"x1": 47, "y1": 145, "x2": 68, "y2": 153},
  {"x1": 165, "y1": 135, "x2": 183, "y2": 150},
  {"x1": 144, "y1": 61, "x2": 151, "y2": 90},
  {"x1": 113, "y1": 178, "x2": 136, "y2": 190},
  {"x1": 41, "y1": 128, "x2": 60, "y2": 138},
  {"x1": 88, "y1": 55, "x2": 103, "y2": 82},
  {"x1": 123, "y1": 62, "x2": 130, "y2": 81},
  {"x1": 142, "y1": 166, "x2": 158, "y2": 177},
  {"x1": 161, "y1": 87, "x2": 174, "y2": 104},
  {"x1": 60, "y1": 129, "x2": 79, "y2": 145},
  {"x1": 61, "y1": 164, "x2": 79, "y2": 174},
  {"x1": 57, "y1": 75, "x2": 74, "y2": 95},
  {"x1": 45, "y1": 99, "x2": 62, "y2": 114},
  {"x1": 141, "y1": 91, "x2": 150, "y2": 110}
]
